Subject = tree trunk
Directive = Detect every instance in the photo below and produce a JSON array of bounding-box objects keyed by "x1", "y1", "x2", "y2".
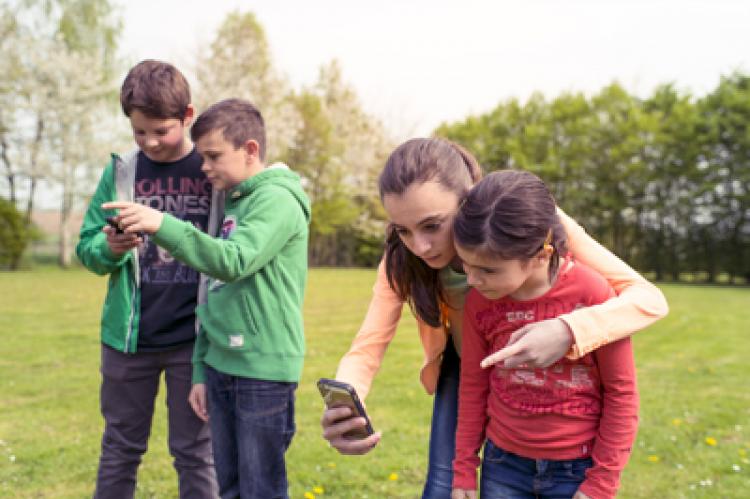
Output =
[
  {"x1": 24, "y1": 117, "x2": 44, "y2": 225},
  {"x1": 58, "y1": 176, "x2": 73, "y2": 267},
  {"x1": 0, "y1": 134, "x2": 16, "y2": 203}
]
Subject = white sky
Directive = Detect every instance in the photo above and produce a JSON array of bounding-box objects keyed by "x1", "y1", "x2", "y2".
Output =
[{"x1": 117, "y1": 0, "x2": 750, "y2": 138}]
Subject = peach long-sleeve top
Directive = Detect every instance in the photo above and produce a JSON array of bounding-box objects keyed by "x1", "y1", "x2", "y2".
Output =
[{"x1": 335, "y1": 209, "x2": 669, "y2": 401}]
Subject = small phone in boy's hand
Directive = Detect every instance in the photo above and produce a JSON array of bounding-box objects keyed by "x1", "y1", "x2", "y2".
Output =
[
  {"x1": 317, "y1": 378, "x2": 374, "y2": 440},
  {"x1": 105, "y1": 216, "x2": 144, "y2": 238},
  {"x1": 105, "y1": 216, "x2": 124, "y2": 234}
]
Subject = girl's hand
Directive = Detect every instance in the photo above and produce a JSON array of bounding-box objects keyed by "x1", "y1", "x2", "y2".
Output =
[
  {"x1": 188, "y1": 383, "x2": 209, "y2": 422},
  {"x1": 101, "y1": 201, "x2": 164, "y2": 235},
  {"x1": 320, "y1": 406, "x2": 381, "y2": 455},
  {"x1": 573, "y1": 490, "x2": 592, "y2": 499},
  {"x1": 480, "y1": 318, "x2": 574, "y2": 369},
  {"x1": 451, "y1": 488, "x2": 477, "y2": 499}
]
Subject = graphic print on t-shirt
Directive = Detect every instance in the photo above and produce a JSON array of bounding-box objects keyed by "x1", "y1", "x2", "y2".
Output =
[
  {"x1": 136, "y1": 174, "x2": 212, "y2": 284},
  {"x1": 134, "y1": 148, "x2": 212, "y2": 351},
  {"x1": 479, "y1": 298, "x2": 601, "y2": 417}
]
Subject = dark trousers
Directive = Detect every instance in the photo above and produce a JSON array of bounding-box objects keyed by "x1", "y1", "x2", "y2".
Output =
[
  {"x1": 94, "y1": 343, "x2": 218, "y2": 499},
  {"x1": 422, "y1": 339, "x2": 461, "y2": 499},
  {"x1": 205, "y1": 365, "x2": 297, "y2": 499}
]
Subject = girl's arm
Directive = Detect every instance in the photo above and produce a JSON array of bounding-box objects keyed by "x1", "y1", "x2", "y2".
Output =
[
  {"x1": 335, "y1": 258, "x2": 405, "y2": 401},
  {"x1": 558, "y1": 208, "x2": 668, "y2": 357},
  {"x1": 452, "y1": 295, "x2": 490, "y2": 492},
  {"x1": 578, "y1": 338, "x2": 639, "y2": 499}
]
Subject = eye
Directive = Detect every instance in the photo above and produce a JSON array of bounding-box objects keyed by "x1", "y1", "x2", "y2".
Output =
[
  {"x1": 423, "y1": 223, "x2": 441, "y2": 232},
  {"x1": 155, "y1": 128, "x2": 169, "y2": 136}
]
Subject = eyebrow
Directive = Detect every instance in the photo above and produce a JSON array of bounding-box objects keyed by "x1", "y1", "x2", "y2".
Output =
[{"x1": 391, "y1": 214, "x2": 446, "y2": 230}]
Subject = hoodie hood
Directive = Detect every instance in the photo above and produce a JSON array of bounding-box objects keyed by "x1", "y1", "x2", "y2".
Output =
[{"x1": 225, "y1": 163, "x2": 311, "y2": 223}]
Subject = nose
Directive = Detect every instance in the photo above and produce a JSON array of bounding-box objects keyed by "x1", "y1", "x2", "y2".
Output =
[
  {"x1": 465, "y1": 269, "x2": 481, "y2": 288},
  {"x1": 412, "y1": 234, "x2": 432, "y2": 257},
  {"x1": 145, "y1": 136, "x2": 159, "y2": 148}
]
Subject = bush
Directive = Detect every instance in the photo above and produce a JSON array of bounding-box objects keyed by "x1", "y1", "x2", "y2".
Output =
[{"x1": 0, "y1": 198, "x2": 30, "y2": 270}]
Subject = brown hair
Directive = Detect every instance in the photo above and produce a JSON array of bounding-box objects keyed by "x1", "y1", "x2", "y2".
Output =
[
  {"x1": 120, "y1": 59, "x2": 191, "y2": 120},
  {"x1": 453, "y1": 170, "x2": 567, "y2": 281},
  {"x1": 378, "y1": 138, "x2": 482, "y2": 327},
  {"x1": 191, "y1": 98, "x2": 267, "y2": 161}
]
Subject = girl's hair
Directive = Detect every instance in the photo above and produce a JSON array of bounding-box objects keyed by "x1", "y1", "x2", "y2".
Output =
[
  {"x1": 378, "y1": 138, "x2": 482, "y2": 327},
  {"x1": 453, "y1": 170, "x2": 567, "y2": 281}
]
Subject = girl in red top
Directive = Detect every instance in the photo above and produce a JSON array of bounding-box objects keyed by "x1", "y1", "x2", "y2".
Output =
[{"x1": 451, "y1": 170, "x2": 638, "y2": 499}]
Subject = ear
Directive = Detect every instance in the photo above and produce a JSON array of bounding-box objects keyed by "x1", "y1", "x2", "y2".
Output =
[
  {"x1": 182, "y1": 104, "x2": 196, "y2": 127},
  {"x1": 244, "y1": 139, "x2": 260, "y2": 162}
]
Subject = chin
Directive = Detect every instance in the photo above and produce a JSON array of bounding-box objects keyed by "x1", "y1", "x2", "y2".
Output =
[{"x1": 422, "y1": 255, "x2": 449, "y2": 269}]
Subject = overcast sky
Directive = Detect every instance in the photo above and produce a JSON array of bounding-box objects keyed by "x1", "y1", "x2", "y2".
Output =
[{"x1": 118, "y1": 0, "x2": 750, "y2": 137}]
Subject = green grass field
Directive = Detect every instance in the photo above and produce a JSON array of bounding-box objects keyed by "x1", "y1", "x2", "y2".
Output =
[{"x1": 0, "y1": 268, "x2": 748, "y2": 498}]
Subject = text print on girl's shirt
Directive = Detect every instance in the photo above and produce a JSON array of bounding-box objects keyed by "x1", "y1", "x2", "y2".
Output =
[
  {"x1": 135, "y1": 175, "x2": 212, "y2": 285},
  {"x1": 477, "y1": 299, "x2": 601, "y2": 416}
]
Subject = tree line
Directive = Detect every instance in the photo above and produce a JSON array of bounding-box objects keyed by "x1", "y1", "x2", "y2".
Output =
[
  {"x1": 437, "y1": 77, "x2": 750, "y2": 284},
  {"x1": 1, "y1": 1, "x2": 748, "y2": 284}
]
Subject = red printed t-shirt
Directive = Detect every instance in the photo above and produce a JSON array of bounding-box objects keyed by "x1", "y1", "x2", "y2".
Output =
[{"x1": 453, "y1": 260, "x2": 639, "y2": 499}]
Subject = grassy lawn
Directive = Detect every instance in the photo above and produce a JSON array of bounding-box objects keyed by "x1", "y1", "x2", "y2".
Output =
[{"x1": 0, "y1": 268, "x2": 748, "y2": 498}]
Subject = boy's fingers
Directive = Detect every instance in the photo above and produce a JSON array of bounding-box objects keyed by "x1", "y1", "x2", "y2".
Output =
[
  {"x1": 101, "y1": 201, "x2": 132, "y2": 210},
  {"x1": 480, "y1": 342, "x2": 525, "y2": 368}
]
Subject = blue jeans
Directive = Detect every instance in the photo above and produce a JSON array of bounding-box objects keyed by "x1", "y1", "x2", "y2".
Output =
[
  {"x1": 422, "y1": 339, "x2": 460, "y2": 499},
  {"x1": 480, "y1": 440, "x2": 593, "y2": 499},
  {"x1": 205, "y1": 365, "x2": 297, "y2": 499}
]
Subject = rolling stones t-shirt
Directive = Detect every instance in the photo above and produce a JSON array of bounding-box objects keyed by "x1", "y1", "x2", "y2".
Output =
[{"x1": 134, "y1": 148, "x2": 211, "y2": 351}]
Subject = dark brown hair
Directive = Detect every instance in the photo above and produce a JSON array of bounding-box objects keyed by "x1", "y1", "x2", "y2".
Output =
[
  {"x1": 379, "y1": 138, "x2": 482, "y2": 327},
  {"x1": 120, "y1": 60, "x2": 191, "y2": 119},
  {"x1": 453, "y1": 170, "x2": 567, "y2": 281},
  {"x1": 191, "y1": 98, "x2": 267, "y2": 161}
]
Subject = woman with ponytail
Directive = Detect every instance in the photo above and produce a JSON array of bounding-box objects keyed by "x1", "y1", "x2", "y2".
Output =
[{"x1": 321, "y1": 138, "x2": 667, "y2": 498}]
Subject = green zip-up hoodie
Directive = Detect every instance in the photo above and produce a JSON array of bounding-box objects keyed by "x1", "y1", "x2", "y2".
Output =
[
  {"x1": 76, "y1": 150, "x2": 224, "y2": 353},
  {"x1": 151, "y1": 166, "x2": 311, "y2": 384}
]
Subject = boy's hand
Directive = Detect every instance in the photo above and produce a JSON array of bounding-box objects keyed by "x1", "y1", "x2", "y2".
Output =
[
  {"x1": 480, "y1": 318, "x2": 573, "y2": 369},
  {"x1": 103, "y1": 225, "x2": 142, "y2": 257},
  {"x1": 188, "y1": 383, "x2": 209, "y2": 422},
  {"x1": 451, "y1": 488, "x2": 477, "y2": 499},
  {"x1": 101, "y1": 201, "x2": 164, "y2": 235}
]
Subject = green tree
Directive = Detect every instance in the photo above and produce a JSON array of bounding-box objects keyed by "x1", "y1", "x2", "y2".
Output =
[
  {"x1": 696, "y1": 73, "x2": 750, "y2": 282},
  {"x1": 284, "y1": 61, "x2": 391, "y2": 266},
  {"x1": 0, "y1": 198, "x2": 30, "y2": 269}
]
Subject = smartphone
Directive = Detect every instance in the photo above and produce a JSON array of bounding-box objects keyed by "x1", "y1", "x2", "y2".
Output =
[
  {"x1": 317, "y1": 378, "x2": 374, "y2": 439},
  {"x1": 105, "y1": 216, "x2": 124, "y2": 234},
  {"x1": 106, "y1": 216, "x2": 143, "y2": 238}
]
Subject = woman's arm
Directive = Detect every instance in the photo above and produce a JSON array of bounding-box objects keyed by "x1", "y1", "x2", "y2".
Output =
[
  {"x1": 335, "y1": 258, "x2": 406, "y2": 401},
  {"x1": 481, "y1": 209, "x2": 668, "y2": 369},
  {"x1": 558, "y1": 208, "x2": 669, "y2": 357},
  {"x1": 322, "y1": 258, "x2": 405, "y2": 455}
]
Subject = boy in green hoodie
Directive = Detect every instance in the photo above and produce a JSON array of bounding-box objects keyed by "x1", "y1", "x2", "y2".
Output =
[{"x1": 104, "y1": 98, "x2": 311, "y2": 499}]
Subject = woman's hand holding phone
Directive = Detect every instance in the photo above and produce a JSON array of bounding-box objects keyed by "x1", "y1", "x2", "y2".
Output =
[{"x1": 320, "y1": 405, "x2": 381, "y2": 455}]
